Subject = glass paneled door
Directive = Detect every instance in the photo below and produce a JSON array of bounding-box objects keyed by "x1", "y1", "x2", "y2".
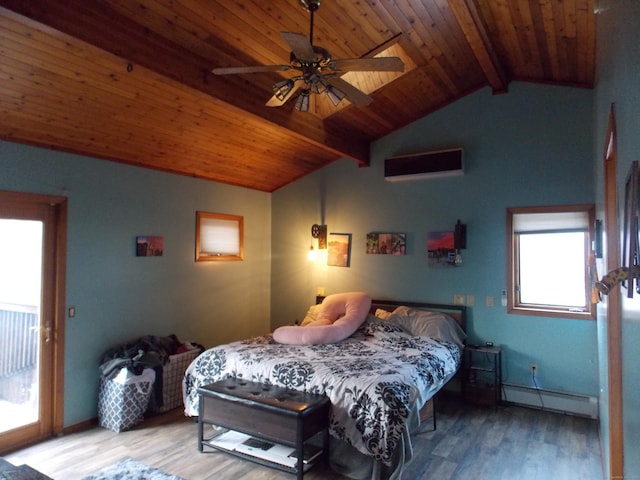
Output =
[
  {"x1": 0, "y1": 191, "x2": 65, "y2": 454},
  {"x1": 0, "y1": 219, "x2": 44, "y2": 433}
]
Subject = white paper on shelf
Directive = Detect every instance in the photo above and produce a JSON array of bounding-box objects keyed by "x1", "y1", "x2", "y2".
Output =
[
  {"x1": 235, "y1": 441, "x2": 297, "y2": 468},
  {"x1": 208, "y1": 429, "x2": 251, "y2": 451},
  {"x1": 209, "y1": 429, "x2": 299, "y2": 468}
]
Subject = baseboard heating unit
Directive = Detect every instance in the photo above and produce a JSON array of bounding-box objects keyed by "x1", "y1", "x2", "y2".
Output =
[{"x1": 502, "y1": 383, "x2": 598, "y2": 419}]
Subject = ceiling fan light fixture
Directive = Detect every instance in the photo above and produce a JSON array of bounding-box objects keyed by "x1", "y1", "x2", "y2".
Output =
[
  {"x1": 310, "y1": 80, "x2": 324, "y2": 94},
  {"x1": 273, "y1": 79, "x2": 295, "y2": 101},
  {"x1": 295, "y1": 90, "x2": 310, "y2": 112},
  {"x1": 326, "y1": 85, "x2": 346, "y2": 106},
  {"x1": 213, "y1": 0, "x2": 398, "y2": 111}
]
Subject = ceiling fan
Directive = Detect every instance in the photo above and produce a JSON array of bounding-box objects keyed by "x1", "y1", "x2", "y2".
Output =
[{"x1": 211, "y1": 0, "x2": 405, "y2": 111}]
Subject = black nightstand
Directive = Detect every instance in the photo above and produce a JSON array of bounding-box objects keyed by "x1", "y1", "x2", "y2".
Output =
[{"x1": 461, "y1": 345, "x2": 502, "y2": 407}]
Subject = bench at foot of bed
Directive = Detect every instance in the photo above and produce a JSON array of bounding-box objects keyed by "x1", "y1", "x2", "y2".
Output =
[{"x1": 197, "y1": 378, "x2": 330, "y2": 480}]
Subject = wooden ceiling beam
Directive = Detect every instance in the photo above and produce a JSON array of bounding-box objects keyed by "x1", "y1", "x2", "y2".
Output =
[
  {"x1": 447, "y1": 0, "x2": 509, "y2": 94},
  {"x1": 0, "y1": 0, "x2": 370, "y2": 165}
]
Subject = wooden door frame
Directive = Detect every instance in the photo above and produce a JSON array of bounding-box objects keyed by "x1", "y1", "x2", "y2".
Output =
[
  {"x1": 0, "y1": 190, "x2": 67, "y2": 452},
  {"x1": 602, "y1": 104, "x2": 623, "y2": 478}
]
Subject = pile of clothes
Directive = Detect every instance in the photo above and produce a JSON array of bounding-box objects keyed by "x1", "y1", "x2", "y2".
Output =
[{"x1": 99, "y1": 334, "x2": 202, "y2": 410}]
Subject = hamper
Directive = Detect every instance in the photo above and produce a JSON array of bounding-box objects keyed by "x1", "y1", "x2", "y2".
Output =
[{"x1": 150, "y1": 348, "x2": 200, "y2": 412}]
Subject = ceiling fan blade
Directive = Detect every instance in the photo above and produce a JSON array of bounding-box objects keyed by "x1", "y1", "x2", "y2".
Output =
[
  {"x1": 328, "y1": 57, "x2": 405, "y2": 72},
  {"x1": 280, "y1": 32, "x2": 315, "y2": 61},
  {"x1": 212, "y1": 65, "x2": 292, "y2": 75},
  {"x1": 325, "y1": 77, "x2": 372, "y2": 107},
  {"x1": 265, "y1": 81, "x2": 302, "y2": 107}
]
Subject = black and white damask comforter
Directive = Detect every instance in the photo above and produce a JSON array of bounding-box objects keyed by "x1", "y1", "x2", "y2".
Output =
[{"x1": 183, "y1": 317, "x2": 460, "y2": 465}]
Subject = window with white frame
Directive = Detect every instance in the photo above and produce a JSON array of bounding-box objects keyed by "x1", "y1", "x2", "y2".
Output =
[{"x1": 507, "y1": 205, "x2": 596, "y2": 319}]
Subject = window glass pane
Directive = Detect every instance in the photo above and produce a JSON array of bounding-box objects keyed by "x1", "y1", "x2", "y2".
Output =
[
  {"x1": 201, "y1": 217, "x2": 240, "y2": 255},
  {"x1": 196, "y1": 211, "x2": 243, "y2": 261},
  {"x1": 0, "y1": 219, "x2": 43, "y2": 432},
  {"x1": 518, "y1": 231, "x2": 586, "y2": 307}
]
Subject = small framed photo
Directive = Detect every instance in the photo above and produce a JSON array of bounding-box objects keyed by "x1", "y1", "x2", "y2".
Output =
[
  {"x1": 328, "y1": 233, "x2": 351, "y2": 267},
  {"x1": 366, "y1": 232, "x2": 406, "y2": 255},
  {"x1": 427, "y1": 231, "x2": 455, "y2": 266},
  {"x1": 136, "y1": 236, "x2": 163, "y2": 257}
]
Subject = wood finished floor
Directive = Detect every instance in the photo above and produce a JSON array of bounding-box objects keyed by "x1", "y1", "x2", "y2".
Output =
[{"x1": 5, "y1": 396, "x2": 603, "y2": 480}]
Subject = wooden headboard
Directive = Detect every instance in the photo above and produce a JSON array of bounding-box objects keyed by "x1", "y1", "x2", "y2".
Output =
[{"x1": 315, "y1": 295, "x2": 467, "y2": 331}]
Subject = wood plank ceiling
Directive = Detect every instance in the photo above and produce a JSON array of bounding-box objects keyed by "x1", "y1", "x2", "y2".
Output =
[{"x1": 0, "y1": 0, "x2": 595, "y2": 192}]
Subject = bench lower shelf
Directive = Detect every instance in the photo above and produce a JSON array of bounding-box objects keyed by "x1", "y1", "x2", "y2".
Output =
[{"x1": 201, "y1": 427, "x2": 324, "y2": 476}]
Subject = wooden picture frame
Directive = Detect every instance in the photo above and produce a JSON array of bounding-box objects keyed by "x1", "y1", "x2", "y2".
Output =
[{"x1": 196, "y1": 211, "x2": 244, "y2": 262}]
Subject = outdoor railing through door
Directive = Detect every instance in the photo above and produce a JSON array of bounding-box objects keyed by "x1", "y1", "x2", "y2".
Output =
[{"x1": 0, "y1": 304, "x2": 38, "y2": 381}]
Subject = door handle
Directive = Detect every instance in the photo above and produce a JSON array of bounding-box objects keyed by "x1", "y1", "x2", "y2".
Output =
[
  {"x1": 44, "y1": 323, "x2": 52, "y2": 343},
  {"x1": 30, "y1": 324, "x2": 52, "y2": 343}
]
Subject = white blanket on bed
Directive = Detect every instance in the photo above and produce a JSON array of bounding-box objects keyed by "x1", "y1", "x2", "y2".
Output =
[{"x1": 183, "y1": 317, "x2": 460, "y2": 466}]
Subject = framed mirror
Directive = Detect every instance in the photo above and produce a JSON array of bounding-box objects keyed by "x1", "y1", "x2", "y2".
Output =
[{"x1": 196, "y1": 211, "x2": 244, "y2": 262}]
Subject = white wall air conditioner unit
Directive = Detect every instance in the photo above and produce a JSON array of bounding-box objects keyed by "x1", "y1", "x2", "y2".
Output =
[{"x1": 384, "y1": 148, "x2": 463, "y2": 182}]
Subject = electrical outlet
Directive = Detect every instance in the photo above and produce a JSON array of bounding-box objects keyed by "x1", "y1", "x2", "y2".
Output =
[
  {"x1": 530, "y1": 364, "x2": 538, "y2": 375},
  {"x1": 466, "y1": 295, "x2": 474, "y2": 306},
  {"x1": 486, "y1": 296, "x2": 494, "y2": 307},
  {"x1": 454, "y1": 294, "x2": 465, "y2": 305}
]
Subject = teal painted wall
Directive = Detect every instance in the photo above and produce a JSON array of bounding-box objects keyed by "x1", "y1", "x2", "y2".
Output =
[
  {"x1": 0, "y1": 141, "x2": 272, "y2": 426},
  {"x1": 0, "y1": 80, "x2": 604, "y2": 435},
  {"x1": 272, "y1": 82, "x2": 598, "y2": 396},
  {"x1": 593, "y1": 1, "x2": 640, "y2": 477}
]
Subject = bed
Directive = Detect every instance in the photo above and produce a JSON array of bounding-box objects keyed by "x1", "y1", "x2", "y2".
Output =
[{"x1": 182, "y1": 295, "x2": 467, "y2": 480}]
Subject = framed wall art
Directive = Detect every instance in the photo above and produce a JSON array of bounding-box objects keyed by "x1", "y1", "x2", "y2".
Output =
[
  {"x1": 136, "y1": 236, "x2": 163, "y2": 257},
  {"x1": 366, "y1": 232, "x2": 406, "y2": 255},
  {"x1": 622, "y1": 160, "x2": 639, "y2": 296},
  {"x1": 327, "y1": 233, "x2": 351, "y2": 267},
  {"x1": 427, "y1": 231, "x2": 455, "y2": 266}
]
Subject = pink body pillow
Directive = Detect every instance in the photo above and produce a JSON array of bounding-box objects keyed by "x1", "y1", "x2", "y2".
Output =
[{"x1": 273, "y1": 292, "x2": 372, "y2": 345}]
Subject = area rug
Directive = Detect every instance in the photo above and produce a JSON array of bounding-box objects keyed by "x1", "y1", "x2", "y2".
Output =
[{"x1": 81, "y1": 458, "x2": 184, "y2": 480}]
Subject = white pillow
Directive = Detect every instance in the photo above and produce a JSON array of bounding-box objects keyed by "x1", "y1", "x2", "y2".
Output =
[{"x1": 387, "y1": 306, "x2": 466, "y2": 348}]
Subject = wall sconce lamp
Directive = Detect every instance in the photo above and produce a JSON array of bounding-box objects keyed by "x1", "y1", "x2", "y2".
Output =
[
  {"x1": 453, "y1": 219, "x2": 467, "y2": 265},
  {"x1": 307, "y1": 224, "x2": 327, "y2": 261}
]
